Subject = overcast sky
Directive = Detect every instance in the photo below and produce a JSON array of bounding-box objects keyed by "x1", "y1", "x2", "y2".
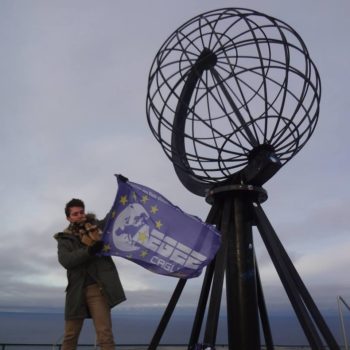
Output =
[{"x1": 0, "y1": 0, "x2": 349, "y2": 318}]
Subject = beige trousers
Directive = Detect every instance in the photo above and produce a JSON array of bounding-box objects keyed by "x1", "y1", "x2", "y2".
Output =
[{"x1": 62, "y1": 284, "x2": 115, "y2": 350}]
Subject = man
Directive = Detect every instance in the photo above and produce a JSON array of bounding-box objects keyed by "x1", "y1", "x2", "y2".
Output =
[{"x1": 54, "y1": 198, "x2": 126, "y2": 350}]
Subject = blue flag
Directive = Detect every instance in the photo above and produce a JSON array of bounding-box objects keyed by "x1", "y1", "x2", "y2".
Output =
[{"x1": 102, "y1": 176, "x2": 221, "y2": 278}]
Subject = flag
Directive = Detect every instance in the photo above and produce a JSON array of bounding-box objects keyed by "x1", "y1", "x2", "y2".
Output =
[{"x1": 102, "y1": 175, "x2": 221, "y2": 278}]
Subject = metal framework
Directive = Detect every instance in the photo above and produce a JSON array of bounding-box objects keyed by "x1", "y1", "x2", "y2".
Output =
[
  {"x1": 338, "y1": 296, "x2": 350, "y2": 349},
  {"x1": 146, "y1": 8, "x2": 337, "y2": 350}
]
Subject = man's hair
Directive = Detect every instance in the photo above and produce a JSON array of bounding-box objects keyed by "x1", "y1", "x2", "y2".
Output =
[{"x1": 65, "y1": 198, "x2": 85, "y2": 217}]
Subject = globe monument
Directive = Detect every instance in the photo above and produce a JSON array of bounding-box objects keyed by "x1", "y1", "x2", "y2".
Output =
[{"x1": 146, "y1": 8, "x2": 337, "y2": 350}]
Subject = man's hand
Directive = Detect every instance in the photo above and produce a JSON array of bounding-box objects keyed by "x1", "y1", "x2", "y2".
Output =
[
  {"x1": 81, "y1": 234, "x2": 94, "y2": 246},
  {"x1": 88, "y1": 240, "x2": 104, "y2": 255},
  {"x1": 117, "y1": 174, "x2": 128, "y2": 182}
]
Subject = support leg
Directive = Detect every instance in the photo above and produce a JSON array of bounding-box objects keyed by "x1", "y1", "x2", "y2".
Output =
[
  {"x1": 254, "y1": 202, "x2": 339, "y2": 349},
  {"x1": 202, "y1": 237, "x2": 227, "y2": 347},
  {"x1": 148, "y1": 204, "x2": 220, "y2": 350},
  {"x1": 188, "y1": 202, "x2": 223, "y2": 348},
  {"x1": 255, "y1": 255, "x2": 274, "y2": 350},
  {"x1": 188, "y1": 258, "x2": 216, "y2": 349},
  {"x1": 225, "y1": 196, "x2": 260, "y2": 350},
  {"x1": 202, "y1": 198, "x2": 231, "y2": 347},
  {"x1": 148, "y1": 278, "x2": 187, "y2": 350}
]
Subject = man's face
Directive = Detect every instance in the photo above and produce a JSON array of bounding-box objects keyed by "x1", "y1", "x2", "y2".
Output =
[{"x1": 67, "y1": 206, "x2": 86, "y2": 223}]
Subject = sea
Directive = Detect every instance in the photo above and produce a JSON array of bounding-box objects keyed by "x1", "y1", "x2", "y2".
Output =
[{"x1": 0, "y1": 310, "x2": 347, "y2": 349}]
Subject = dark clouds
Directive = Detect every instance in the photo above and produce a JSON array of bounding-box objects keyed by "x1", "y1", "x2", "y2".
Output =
[{"x1": 0, "y1": 0, "x2": 349, "y2": 314}]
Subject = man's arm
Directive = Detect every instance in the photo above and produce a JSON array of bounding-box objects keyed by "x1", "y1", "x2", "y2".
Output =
[{"x1": 57, "y1": 239, "x2": 91, "y2": 270}]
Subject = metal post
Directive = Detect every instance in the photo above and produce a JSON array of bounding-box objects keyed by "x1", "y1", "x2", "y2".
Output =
[
  {"x1": 148, "y1": 278, "x2": 187, "y2": 350},
  {"x1": 188, "y1": 203, "x2": 222, "y2": 349},
  {"x1": 188, "y1": 258, "x2": 216, "y2": 349},
  {"x1": 225, "y1": 194, "x2": 260, "y2": 350},
  {"x1": 202, "y1": 197, "x2": 231, "y2": 347}
]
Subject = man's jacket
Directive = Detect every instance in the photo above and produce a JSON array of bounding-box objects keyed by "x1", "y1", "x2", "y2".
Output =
[{"x1": 54, "y1": 227, "x2": 126, "y2": 320}]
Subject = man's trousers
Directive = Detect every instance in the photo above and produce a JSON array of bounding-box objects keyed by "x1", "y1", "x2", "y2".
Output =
[{"x1": 61, "y1": 284, "x2": 115, "y2": 350}]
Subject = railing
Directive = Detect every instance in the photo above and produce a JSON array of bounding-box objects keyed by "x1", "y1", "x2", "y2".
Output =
[
  {"x1": 0, "y1": 345, "x2": 318, "y2": 350},
  {"x1": 338, "y1": 296, "x2": 350, "y2": 350},
  {"x1": 0, "y1": 345, "x2": 192, "y2": 350},
  {"x1": 2, "y1": 345, "x2": 147, "y2": 350},
  {"x1": 0, "y1": 345, "x2": 190, "y2": 350}
]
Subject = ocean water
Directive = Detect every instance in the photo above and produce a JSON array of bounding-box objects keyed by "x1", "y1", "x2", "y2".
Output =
[{"x1": 0, "y1": 311, "x2": 346, "y2": 348}]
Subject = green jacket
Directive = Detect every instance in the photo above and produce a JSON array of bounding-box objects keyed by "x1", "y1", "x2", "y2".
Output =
[{"x1": 54, "y1": 228, "x2": 126, "y2": 320}]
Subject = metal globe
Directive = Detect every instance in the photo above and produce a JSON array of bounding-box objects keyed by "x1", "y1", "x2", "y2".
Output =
[{"x1": 146, "y1": 8, "x2": 321, "y2": 195}]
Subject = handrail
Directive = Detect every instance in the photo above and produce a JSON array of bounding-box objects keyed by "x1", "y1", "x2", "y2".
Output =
[
  {"x1": 1, "y1": 346, "x2": 185, "y2": 350},
  {"x1": 0, "y1": 345, "x2": 100, "y2": 350},
  {"x1": 338, "y1": 295, "x2": 350, "y2": 350},
  {"x1": 0, "y1": 345, "x2": 164, "y2": 348},
  {"x1": 0, "y1": 344, "x2": 316, "y2": 349}
]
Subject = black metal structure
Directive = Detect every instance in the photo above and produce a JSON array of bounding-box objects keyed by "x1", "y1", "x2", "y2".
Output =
[{"x1": 146, "y1": 8, "x2": 338, "y2": 350}]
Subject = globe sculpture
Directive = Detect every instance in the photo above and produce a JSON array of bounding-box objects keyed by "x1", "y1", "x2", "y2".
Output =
[
  {"x1": 147, "y1": 7, "x2": 321, "y2": 196},
  {"x1": 146, "y1": 8, "x2": 338, "y2": 350}
]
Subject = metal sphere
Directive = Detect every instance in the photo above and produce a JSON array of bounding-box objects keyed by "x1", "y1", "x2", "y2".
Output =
[{"x1": 146, "y1": 8, "x2": 321, "y2": 194}]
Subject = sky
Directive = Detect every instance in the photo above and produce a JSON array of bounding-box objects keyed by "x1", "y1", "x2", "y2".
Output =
[{"x1": 0, "y1": 0, "x2": 349, "y2": 322}]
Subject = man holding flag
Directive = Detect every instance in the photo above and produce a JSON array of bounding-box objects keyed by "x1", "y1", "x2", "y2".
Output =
[
  {"x1": 54, "y1": 198, "x2": 126, "y2": 350},
  {"x1": 54, "y1": 175, "x2": 221, "y2": 349}
]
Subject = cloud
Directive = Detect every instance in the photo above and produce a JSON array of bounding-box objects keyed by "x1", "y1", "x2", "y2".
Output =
[{"x1": 0, "y1": 0, "x2": 349, "y2": 317}]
